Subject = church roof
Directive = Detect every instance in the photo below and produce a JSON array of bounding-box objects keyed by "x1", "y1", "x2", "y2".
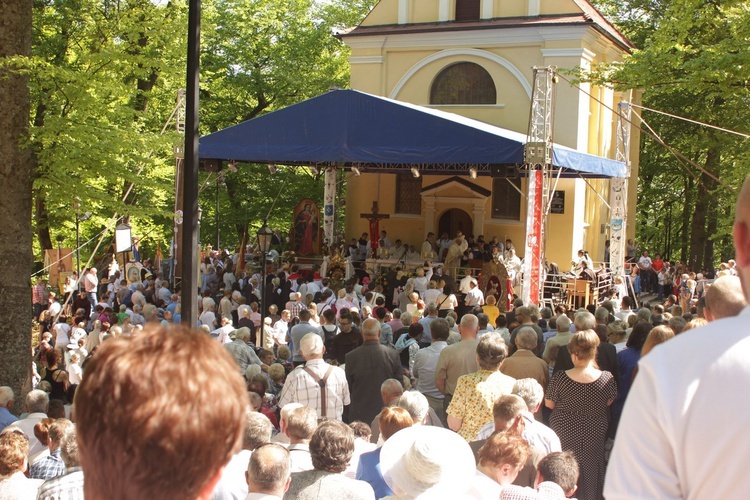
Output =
[{"x1": 339, "y1": 1, "x2": 634, "y2": 52}]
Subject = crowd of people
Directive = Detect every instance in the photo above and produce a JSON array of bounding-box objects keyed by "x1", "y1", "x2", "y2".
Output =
[{"x1": 7, "y1": 177, "x2": 750, "y2": 499}]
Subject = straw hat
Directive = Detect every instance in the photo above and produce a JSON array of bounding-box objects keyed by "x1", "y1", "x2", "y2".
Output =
[{"x1": 380, "y1": 426, "x2": 475, "y2": 499}]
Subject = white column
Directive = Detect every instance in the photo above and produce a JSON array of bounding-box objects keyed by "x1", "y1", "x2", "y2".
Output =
[
  {"x1": 424, "y1": 197, "x2": 436, "y2": 238},
  {"x1": 398, "y1": 0, "x2": 408, "y2": 24},
  {"x1": 481, "y1": 0, "x2": 493, "y2": 18},
  {"x1": 439, "y1": 0, "x2": 450, "y2": 21},
  {"x1": 472, "y1": 200, "x2": 485, "y2": 236},
  {"x1": 527, "y1": 0, "x2": 540, "y2": 16},
  {"x1": 571, "y1": 178, "x2": 587, "y2": 258}
]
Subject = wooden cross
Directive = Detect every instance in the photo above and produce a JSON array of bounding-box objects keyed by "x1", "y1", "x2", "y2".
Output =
[{"x1": 361, "y1": 201, "x2": 390, "y2": 250}]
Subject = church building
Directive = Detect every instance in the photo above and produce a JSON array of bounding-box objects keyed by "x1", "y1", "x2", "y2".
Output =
[{"x1": 339, "y1": 0, "x2": 640, "y2": 269}]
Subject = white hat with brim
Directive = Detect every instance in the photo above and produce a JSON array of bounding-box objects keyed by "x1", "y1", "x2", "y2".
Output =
[{"x1": 380, "y1": 426, "x2": 476, "y2": 499}]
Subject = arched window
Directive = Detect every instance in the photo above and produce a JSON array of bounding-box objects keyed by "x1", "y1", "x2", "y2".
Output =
[
  {"x1": 455, "y1": 0, "x2": 480, "y2": 21},
  {"x1": 430, "y1": 62, "x2": 496, "y2": 105}
]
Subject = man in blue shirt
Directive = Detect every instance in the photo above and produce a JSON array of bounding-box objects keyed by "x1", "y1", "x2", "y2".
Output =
[{"x1": 0, "y1": 387, "x2": 17, "y2": 430}]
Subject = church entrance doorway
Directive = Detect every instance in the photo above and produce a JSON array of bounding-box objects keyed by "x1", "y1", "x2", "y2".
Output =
[{"x1": 438, "y1": 208, "x2": 472, "y2": 238}]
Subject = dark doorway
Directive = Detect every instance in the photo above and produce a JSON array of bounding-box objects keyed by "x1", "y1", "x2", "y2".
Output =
[{"x1": 438, "y1": 209, "x2": 473, "y2": 238}]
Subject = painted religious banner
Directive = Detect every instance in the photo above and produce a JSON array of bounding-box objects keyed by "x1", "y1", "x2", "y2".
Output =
[
  {"x1": 44, "y1": 248, "x2": 74, "y2": 292},
  {"x1": 292, "y1": 198, "x2": 320, "y2": 256}
]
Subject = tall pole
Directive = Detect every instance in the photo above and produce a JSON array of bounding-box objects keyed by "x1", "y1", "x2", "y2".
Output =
[
  {"x1": 181, "y1": 0, "x2": 201, "y2": 329},
  {"x1": 216, "y1": 179, "x2": 220, "y2": 250},
  {"x1": 260, "y1": 259, "x2": 267, "y2": 349},
  {"x1": 75, "y1": 216, "x2": 80, "y2": 292}
]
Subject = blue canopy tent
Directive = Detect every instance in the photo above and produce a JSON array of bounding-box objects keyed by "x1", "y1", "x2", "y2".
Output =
[{"x1": 199, "y1": 89, "x2": 626, "y2": 178}]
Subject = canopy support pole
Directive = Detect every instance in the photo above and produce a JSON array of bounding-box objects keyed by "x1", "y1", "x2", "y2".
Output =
[
  {"x1": 324, "y1": 167, "x2": 336, "y2": 250},
  {"x1": 522, "y1": 66, "x2": 556, "y2": 306},
  {"x1": 609, "y1": 101, "x2": 632, "y2": 278}
]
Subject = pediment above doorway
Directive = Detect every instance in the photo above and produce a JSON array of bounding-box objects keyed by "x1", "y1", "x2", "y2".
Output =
[{"x1": 420, "y1": 176, "x2": 491, "y2": 199}]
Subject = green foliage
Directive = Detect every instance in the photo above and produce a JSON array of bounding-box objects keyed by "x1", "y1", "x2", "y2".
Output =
[
  {"x1": 588, "y1": 0, "x2": 750, "y2": 268},
  {"x1": 26, "y1": 0, "x2": 377, "y2": 264}
]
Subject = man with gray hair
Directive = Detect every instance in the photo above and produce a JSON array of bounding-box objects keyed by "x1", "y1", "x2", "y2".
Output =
[
  {"x1": 0, "y1": 386, "x2": 17, "y2": 430},
  {"x1": 500, "y1": 327, "x2": 549, "y2": 389},
  {"x1": 512, "y1": 378, "x2": 561, "y2": 456},
  {"x1": 272, "y1": 403, "x2": 303, "y2": 445},
  {"x1": 224, "y1": 326, "x2": 262, "y2": 376},
  {"x1": 413, "y1": 317, "x2": 450, "y2": 425},
  {"x1": 435, "y1": 313, "x2": 479, "y2": 414},
  {"x1": 418, "y1": 302, "x2": 440, "y2": 345},
  {"x1": 212, "y1": 411, "x2": 274, "y2": 500},
  {"x1": 542, "y1": 314, "x2": 573, "y2": 362},
  {"x1": 290, "y1": 309, "x2": 323, "y2": 367},
  {"x1": 9, "y1": 389, "x2": 49, "y2": 458},
  {"x1": 509, "y1": 306, "x2": 544, "y2": 357},
  {"x1": 369, "y1": 381, "x2": 443, "y2": 444},
  {"x1": 345, "y1": 318, "x2": 403, "y2": 424},
  {"x1": 594, "y1": 306, "x2": 611, "y2": 326},
  {"x1": 284, "y1": 406, "x2": 318, "y2": 473},
  {"x1": 245, "y1": 443, "x2": 291, "y2": 499},
  {"x1": 704, "y1": 275, "x2": 747, "y2": 322},
  {"x1": 37, "y1": 428, "x2": 85, "y2": 500},
  {"x1": 397, "y1": 390, "x2": 443, "y2": 429},
  {"x1": 279, "y1": 333, "x2": 350, "y2": 420}
]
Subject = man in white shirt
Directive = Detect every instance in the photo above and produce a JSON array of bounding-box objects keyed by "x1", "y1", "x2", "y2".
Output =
[
  {"x1": 637, "y1": 250, "x2": 654, "y2": 294},
  {"x1": 9, "y1": 390, "x2": 49, "y2": 459},
  {"x1": 464, "y1": 279, "x2": 485, "y2": 308},
  {"x1": 604, "y1": 174, "x2": 750, "y2": 500},
  {"x1": 284, "y1": 406, "x2": 316, "y2": 473},
  {"x1": 84, "y1": 267, "x2": 98, "y2": 308},
  {"x1": 278, "y1": 334, "x2": 350, "y2": 420}
]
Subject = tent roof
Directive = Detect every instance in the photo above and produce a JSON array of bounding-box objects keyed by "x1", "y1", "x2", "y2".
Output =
[{"x1": 199, "y1": 89, "x2": 626, "y2": 178}]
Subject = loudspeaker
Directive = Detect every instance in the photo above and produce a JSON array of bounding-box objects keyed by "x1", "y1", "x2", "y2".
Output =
[{"x1": 490, "y1": 165, "x2": 518, "y2": 178}]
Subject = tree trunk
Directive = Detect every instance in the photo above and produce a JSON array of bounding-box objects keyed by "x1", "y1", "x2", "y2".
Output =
[
  {"x1": 688, "y1": 145, "x2": 719, "y2": 270},
  {"x1": 0, "y1": 0, "x2": 34, "y2": 414},
  {"x1": 35, "y1": 191, "x2": 53, "y2": 250},
  {"x1": 703, "y1": 200, "x2": 717, "y2": 272},
  {"x1": 680, "y1": 176, "x2": 693, "y2": 263}
]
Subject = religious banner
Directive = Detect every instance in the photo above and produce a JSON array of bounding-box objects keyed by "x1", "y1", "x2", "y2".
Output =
[
  {"x1": 324, "y1": 168, "x2": 336, "y2": 248},
  {"x1": 44, "y1": 248, "x2": 74, "y2": 292},
  {"x1": 292, "y1": 198, "x2": 320, "y2": 256},
  {"x1": 481, "y1": 259, "x2": 509, "y2": 311},
  {"x1": 609, "y1": 178, "x2": 627, "y2": 276},
  {"x1": 522, "y1": 169, "x2": 543, "y2": 305}
]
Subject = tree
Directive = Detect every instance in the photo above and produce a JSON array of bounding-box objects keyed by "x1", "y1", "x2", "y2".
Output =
[
  {"x1": 29, "y1": 0, "x2": 186, "y2": 257},
  {"x1": 197, "y1": 0, "x2": 377, "y2": 246},
  {"x1": 588, "y1": 0, "x2": 750, "y2": 269},
  {"x1": 0, "y1": 0, "x2": 34, "y2": 411}
]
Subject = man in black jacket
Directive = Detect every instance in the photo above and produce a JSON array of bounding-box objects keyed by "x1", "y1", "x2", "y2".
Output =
[{"x1": 345, "y1": 318, "x2": 403, "y2": 424}]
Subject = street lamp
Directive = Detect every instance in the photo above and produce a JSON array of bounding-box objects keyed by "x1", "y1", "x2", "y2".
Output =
[{"x1": 256, "y1": 219, "x2": 273, "y2": 349}]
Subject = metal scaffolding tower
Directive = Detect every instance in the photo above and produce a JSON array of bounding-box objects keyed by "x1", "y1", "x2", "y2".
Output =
[
  {"x1": 609, "y1": 102, "x2": 632, "y2": 278},
  {"x1": 522, "y1": 67, "x2": 556, "y2": 306}
]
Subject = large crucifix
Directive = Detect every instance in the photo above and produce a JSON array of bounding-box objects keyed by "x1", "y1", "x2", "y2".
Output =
[{"x1": 360, "y1": 201, "x2": 390, "y2": 250}]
